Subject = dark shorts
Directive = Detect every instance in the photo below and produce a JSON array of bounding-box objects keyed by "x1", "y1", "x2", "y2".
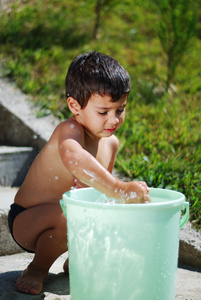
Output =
[{"x1": 8, "y1": 203, "x2": 34, "y2": 253}]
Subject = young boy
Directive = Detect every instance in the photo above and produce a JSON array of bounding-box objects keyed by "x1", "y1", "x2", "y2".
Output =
[{"x1": 8, "y1": 51, "x2": 151, "y2": 295}]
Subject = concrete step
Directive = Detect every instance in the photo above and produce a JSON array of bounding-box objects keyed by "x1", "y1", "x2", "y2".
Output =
[
  {"x1": 0, "y1": 146, "x2": 37, "y2": 186},
  {"x1": 0, "y1": 78, "x2": 60, "y2": 150}
]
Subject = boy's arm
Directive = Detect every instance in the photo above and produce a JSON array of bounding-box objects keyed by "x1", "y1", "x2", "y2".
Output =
[
  {"x1": 59, "y1": 138, "x2": 150, "y2": 203},
  {"x1": 72, "y1": 135, "x2": 119, "y2": 188}
]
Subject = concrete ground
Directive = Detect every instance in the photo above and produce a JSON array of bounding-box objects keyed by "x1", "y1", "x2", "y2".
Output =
[{"x1": 0, "y1": 252, "x2": 201, "y2": 300}]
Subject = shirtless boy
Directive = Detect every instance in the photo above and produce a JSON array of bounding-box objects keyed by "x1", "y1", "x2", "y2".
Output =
[{"x1": 8, "y1": 51, "x2": 151, "y2": 295}]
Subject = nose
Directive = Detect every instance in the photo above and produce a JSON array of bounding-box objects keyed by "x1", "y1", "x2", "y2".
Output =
[{"x1": 108, "y1": 115, "x2": 119, "y2": 126}]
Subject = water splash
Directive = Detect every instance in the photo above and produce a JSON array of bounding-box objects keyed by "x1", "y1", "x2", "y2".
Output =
[{"x1": 95, "y1": 194, "x2": 117, "y2": 205}]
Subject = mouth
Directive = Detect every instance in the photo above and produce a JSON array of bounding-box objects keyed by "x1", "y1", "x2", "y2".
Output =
[{"x1": 105, "y1": 128, "x2": 116, "y2": 133}]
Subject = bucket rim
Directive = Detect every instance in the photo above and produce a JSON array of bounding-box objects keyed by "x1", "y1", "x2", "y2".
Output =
[{"x1": 62, "y1": 187, "x2": 186, "y2": 210}]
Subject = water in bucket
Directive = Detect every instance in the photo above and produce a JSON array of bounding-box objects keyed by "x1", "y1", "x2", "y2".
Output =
[{"x1": 60, "y1": 188, "x2": 189, "y2": 300}]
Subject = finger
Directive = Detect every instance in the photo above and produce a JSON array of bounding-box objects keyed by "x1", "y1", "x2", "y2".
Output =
[
  {"x1": 139, "y1": 182, "x2": 150, "y2": 192},
  {"x1": 139, "y1": 181, "x2": 148, "y2": 188},
  {"x1": 145, "y1": 194, "x2": 151, "y2": 202}
]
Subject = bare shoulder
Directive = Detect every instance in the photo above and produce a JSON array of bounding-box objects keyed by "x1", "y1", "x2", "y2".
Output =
[
  {"x1": 55, "y1": 117, "x2": 84, "y2": 145},
  {"x1": 57, "y1": 117, "x2": 84, "y2": 133}
]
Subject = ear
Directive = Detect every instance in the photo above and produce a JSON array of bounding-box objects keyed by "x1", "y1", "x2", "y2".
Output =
[{"x1": 67, "y1": 97, "x2": 81, "y2": 115}]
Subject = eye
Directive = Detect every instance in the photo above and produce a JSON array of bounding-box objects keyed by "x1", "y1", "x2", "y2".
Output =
[
  {"x1": 98, "y1": 111, "x2": 107, "y2": 115},
  {"x1": 117, "y1": 108, "x2": 125, "y2": 115}
]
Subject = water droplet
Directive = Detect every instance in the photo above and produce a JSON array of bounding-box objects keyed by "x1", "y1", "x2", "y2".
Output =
[
  {"x1": 55, "y1": 176, "x2": 59, "y2": 180},
  {"x1": 50, "y1": 235, "x2": 52, "y2": 238},
  {"x1": 33, "y1": 134, "x2": 38, "y2": 139},
  {"x1": 70, "y1": 124, "x2": 75, "y2": 128}
]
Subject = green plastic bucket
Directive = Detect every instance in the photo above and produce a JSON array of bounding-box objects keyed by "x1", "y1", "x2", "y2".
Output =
[{"x1": 60, "y1": 187, "x2": 189, "y2": 300}]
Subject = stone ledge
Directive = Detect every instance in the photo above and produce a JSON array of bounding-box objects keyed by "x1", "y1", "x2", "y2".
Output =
[
  {"x1": 0, "y1": 78, "x2": 60, "y2": 150},
  {"x1": 0, "y1": 212, "x2": 24, "y2": 256},
  {"x1": 179, "y1": 222, "x2": 201, "y2": 270},
  {"x1": 0, "y1": 187, "x2": 23, "y2": 256},
  {"x1": 0, "y1": 146, "x2": 37, "y2": 186}
]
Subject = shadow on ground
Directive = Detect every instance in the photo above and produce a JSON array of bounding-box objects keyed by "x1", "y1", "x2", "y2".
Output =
[{"x1": 0, "y1": 270, "x2": 70, "y2": 299}]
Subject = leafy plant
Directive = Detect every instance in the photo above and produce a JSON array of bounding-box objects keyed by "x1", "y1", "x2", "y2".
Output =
[
  {"x1": 92, "y1": 0, "x2": 120, "y2": 39},
  {"x1": 152, "y1": 0, "x2": 197, "y2": 91}
]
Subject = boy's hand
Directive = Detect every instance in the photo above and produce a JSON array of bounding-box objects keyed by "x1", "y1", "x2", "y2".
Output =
[
  {"x1": 118, "y1": 180, "x2": 151, "y2": 204},
  {"x1": 73, "y1": 177, "x2": 151, "y2": 204}
]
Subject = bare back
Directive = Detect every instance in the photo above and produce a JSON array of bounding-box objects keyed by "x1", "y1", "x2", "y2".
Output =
[{"x1": 14, "y1": 117, "x2": 119, "y2": 208}]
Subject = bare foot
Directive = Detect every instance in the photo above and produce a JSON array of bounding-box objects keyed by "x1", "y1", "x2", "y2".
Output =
[
  {"x1": 16, "y1": 262, "x2": 48, "y2": 295},
  {"x1": 63, "y1": 258, "x2": 69, "y2": 274}
]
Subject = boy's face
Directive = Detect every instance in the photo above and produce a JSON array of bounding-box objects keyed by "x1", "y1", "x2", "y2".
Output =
[{"x1": 77, "y1": 94, "x2": 127, "y2": 139}]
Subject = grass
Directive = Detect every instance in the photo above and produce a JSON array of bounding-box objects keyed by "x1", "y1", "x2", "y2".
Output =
[
  {"x1": 116, "y1": 95, "x2": 201, "y2": 228},
  {"x1": 0, "y1": 0, "x2": 200, "y2": 229}
]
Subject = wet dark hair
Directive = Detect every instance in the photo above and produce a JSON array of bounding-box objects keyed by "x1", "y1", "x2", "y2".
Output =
[{"x1": 65, "y1": 51, "x2": 131, "y2": 108}]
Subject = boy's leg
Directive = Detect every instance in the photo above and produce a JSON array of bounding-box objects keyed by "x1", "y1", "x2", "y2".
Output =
[{"x1": 12, "y1": 203, "x2": 68, "y2": 294}]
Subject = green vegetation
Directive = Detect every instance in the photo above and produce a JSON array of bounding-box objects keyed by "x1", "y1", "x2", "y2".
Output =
[
  {"x1": 0, "y1": 0, "x2": 200, "y2": 229},
  {"x1": 152, "y1": 0, "x2": 197, "y2": 91}
]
